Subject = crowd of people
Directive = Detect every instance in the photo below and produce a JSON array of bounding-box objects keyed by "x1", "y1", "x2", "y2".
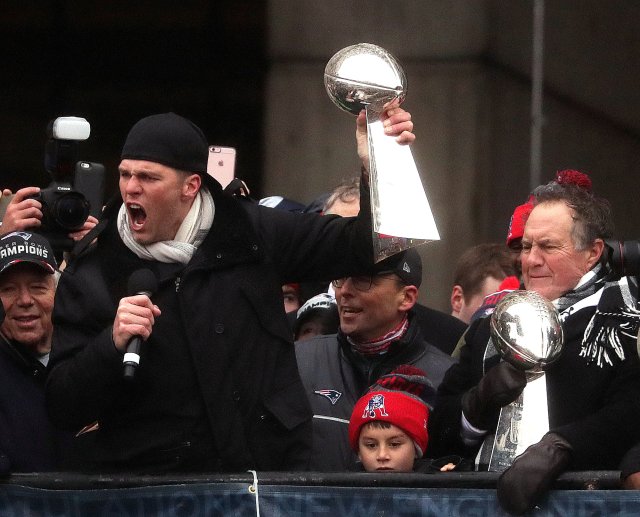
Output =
[{"x1": 1, "y1": 106, "x2": 640, "y2": 515}]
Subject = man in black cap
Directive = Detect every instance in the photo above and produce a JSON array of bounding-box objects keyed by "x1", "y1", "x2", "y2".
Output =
[
  {"x1": 295, "y1": 248, "x2": 455, "y2": 471},
  {"x1": 305, "y1": 177, "x2": 467, "y2": 354},
  {"x1": 46, "y1": 108, "x2": 415, "y2": 472},
  {"x1": 0, "y1": 231, "x2": 71, "y2": 472}
]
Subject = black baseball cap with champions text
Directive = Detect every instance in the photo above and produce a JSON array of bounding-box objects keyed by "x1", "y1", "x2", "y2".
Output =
[{"x1": 0, "y1": 232, "x2": 57, "y2": 275}]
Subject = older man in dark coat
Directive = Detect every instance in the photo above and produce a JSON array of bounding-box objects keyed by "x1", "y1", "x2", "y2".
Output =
[
  {"x1": 0, "y1": 231, "x2": 71, "y2": 472},
  {"x1": 428, "y1": 175, "x2": 640, "y2": 514}
]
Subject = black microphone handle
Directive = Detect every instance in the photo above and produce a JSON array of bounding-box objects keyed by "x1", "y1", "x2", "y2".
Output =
[
  {"x1": 123, "y1": 336, "x2": 143, "y2": 379},
  {"x1": 122, "y1": 277, "x2": 156, "y2": 380}
]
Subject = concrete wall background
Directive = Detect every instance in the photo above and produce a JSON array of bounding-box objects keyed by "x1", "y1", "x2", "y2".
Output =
[
  {"x1": 3, "y1": 1, "x2": 637, "y2": 313},
  {"x1": 263, "y1": 0, "x2": 640, "y2": 311}
]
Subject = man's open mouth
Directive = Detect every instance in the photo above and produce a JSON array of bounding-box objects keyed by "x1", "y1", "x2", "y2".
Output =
[{"x1": 127, "y1": 203, "x2": 147, "y2": 231}]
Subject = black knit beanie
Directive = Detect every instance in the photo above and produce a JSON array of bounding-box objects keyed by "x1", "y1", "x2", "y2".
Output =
[{"x1": 121, "y1": 112, "x2": 208, "y2": 174}]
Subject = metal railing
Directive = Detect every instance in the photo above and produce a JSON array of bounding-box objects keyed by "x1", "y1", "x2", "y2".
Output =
[{"x1": 1, "y1": 470, "x2": 622, "y2": 490}]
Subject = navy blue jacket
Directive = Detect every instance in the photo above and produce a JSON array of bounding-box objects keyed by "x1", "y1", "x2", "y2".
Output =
[{"x1": 0, "y1": 335, "x2": 70, "y2": 472}]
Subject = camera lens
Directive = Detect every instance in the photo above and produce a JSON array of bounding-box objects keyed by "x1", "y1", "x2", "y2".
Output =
[
  {"x1": 620, "y1": 241, "x2": 640, "y2": 278},
  {"x1": 606, "y1": 239, "x2": 640, "y2": 278},
  {"x1": 51, "y1": 191, "x2": 90, "y2": 231}
]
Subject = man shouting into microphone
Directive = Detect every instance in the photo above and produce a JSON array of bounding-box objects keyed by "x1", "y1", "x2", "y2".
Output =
[{"x1": 46, "y1": 109, "x2": 415, "y2": 473}]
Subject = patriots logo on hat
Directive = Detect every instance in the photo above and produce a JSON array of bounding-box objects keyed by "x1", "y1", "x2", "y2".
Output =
[
  {"x1": 0, "y1": 231, "x2": 57, "y2": 274},
  {"x1": 363, "y1": 394, "x2": 389, "y2": 418},
  {"x1": 314, "y1": 389, "x2": 342, "y2": 405},
  {"x1": 402, "y1": 262, "x2": 411, "y2": 274},
  {"x1": 1, "y1": 231, "x2": 32, "y2": 242},
  {"x1": 507, "y1": 214, "x2": 515, "y2": 240}
]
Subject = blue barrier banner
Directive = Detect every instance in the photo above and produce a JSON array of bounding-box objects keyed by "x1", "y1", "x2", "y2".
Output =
[
  {"x1": 2, "y1": 483, "x2": 640, "y2": 516},
  {"x1": 259, "y1": 486, "x2": 640, "y2": 516},
  {"x1": 0, "y1": 483, "x2": 254, "y2": 517}
]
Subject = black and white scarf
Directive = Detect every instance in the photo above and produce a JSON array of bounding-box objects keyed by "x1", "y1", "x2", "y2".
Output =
[
  {"x1": 483, "y1": 265, "x2": 640, "y2": 371},
  {"x1": 476, "y1": 265, "x2": 640, "y2": 469},
  {"x1": 554, "y1": 264, "x2": 640, "y2": 367}
]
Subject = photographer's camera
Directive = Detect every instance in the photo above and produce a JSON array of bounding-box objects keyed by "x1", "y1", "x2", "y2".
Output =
[
  {"x1": 32, "y1": 184, "x2": 90, "y2": 233},
  {"x1": 31, "y1": 117, "x2": 104, "y2": 253},
  {"x1": 604, "y1": 239, "x2": 640, "y2": 278}
]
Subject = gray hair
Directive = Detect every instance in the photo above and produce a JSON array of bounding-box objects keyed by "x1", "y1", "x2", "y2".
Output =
[
  {"x1": 532, "y1": 182, "x2": 614, "y2": 250},
  {"x1": 323, "y1": 177, "x2": 360, "y2": 214}
]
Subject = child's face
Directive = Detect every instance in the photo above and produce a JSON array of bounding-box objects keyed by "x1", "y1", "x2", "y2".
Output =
[{"x1": 357, "y1": 423, "x2": 416, "y2": 472}]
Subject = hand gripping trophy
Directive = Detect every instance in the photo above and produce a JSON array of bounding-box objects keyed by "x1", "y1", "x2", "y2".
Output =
[
  {"x1": 486, "y1": 290, "x2": 564, "y2": 471},
  {"x1": 324, "y1": 43, "x2": 440, "y2": 261}
]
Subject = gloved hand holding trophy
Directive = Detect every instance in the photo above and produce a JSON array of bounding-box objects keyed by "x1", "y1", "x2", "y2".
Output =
[
  {"x1": 485, "y1": 290, "x2": 564, "y2": 472},
  {"x1": 324, "y1": 43, "x2": 440, "y2": 261}
]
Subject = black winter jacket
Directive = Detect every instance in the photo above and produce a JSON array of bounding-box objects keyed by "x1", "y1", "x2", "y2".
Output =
[
  {"x1": 46, "y1": 179, "x2": 373, "y2": 472},
  {"x1": 428, "y1": 302, "x2": 640, "y2": 470}
]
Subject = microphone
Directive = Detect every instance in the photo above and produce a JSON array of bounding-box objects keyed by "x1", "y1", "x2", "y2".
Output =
[{"x1": 123, "y1": 269, "x2": 158, "y2": 380}]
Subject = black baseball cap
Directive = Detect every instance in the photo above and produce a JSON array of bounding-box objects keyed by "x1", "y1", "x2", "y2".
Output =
[
  {"x1": 0, "y1": 232, "x2": 57, "y2": 275},
  {"x1": 375, "y1": 248, "x2": 423, "y2": 288}
]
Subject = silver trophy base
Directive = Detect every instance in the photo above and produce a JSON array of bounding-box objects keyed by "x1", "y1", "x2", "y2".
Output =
[
  {"x1": 365, "y1": 107, "x2": 438, "y2": 262},
  {"x1": 487, "y1": 372, "x2": 549, "y2": 472}
]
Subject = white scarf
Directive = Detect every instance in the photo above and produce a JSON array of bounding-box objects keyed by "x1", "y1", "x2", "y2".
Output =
[{"x1": 117, "y1": 188, "x2": 215, "y2": 264}]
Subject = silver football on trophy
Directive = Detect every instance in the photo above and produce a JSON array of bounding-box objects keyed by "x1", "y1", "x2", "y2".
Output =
[
  {"x1": 324, "y1": 43, "x2": 407, "y2": 115},
  {"x1": 490, "y1": 290, "x2": 564, "y2": 373}
]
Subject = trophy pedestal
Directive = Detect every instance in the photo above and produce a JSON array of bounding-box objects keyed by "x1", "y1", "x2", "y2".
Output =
[
  {"x1": 365, "y1": 108, "x2": 438, "y2": 261},
  {"x1": 488, "y1": 372, "x2": 549, "y2": 472}
]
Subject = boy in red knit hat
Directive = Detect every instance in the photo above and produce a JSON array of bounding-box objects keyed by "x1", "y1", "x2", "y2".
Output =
[{"x1": 348, "y1": 366, "x2": 431, "y2": 472}]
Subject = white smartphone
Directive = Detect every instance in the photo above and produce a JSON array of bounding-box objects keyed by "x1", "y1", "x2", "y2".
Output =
[{"x1": 207, "y1": 146, "x2": 236, "y2": 188}]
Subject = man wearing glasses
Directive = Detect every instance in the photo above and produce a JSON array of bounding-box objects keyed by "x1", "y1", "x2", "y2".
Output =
[{"x1": 295, "y1": 248, "x2": 455, "y2": 471}]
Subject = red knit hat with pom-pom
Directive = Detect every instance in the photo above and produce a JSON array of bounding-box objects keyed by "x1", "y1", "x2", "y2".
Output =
[
  {"x1": 348, "y1": 365, "x2": 432, "y2": 457},
  {"x1": 555, "y1": 169, "x2": 592, "y2": 191},
  {"x1": 506, "y1": 196, "x2": 534, "y2": 247},
  {"x1": 498, "y1": 276, "x2": 521, "y2": 291}
]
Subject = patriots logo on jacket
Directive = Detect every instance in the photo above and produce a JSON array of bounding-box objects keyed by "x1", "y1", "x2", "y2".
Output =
[{"x1": 314, "y1": 389, "x2": 342, "y2": 405}]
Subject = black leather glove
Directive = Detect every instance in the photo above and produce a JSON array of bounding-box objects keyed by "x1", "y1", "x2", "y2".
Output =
[
  {"x1": 461, "y1": 361, "x2": 527, "y2": 430},
  {"x1": 497, "y1": 432, "x2": 572, "y2": 515}
]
